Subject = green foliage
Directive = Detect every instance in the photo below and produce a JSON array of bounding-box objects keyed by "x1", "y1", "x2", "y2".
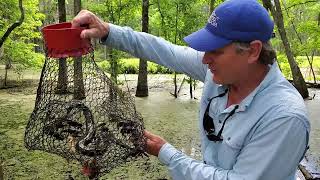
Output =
[
  {"x1": 0, "y1": 0, "x2": 319, "y2": 83},
  {"x1": 280, "y1": 0, "x2": 320, "y2": 58},
  {"x1": 278, "y1": 53, "x2": 293, "y2": 79},
  {"x1": 149, "y1": 0, "x2": 208, "y2": 45},
  {"x1": 277, "y1": 54, "x2": 320, "y2": 81},
  {"x1": 85, "y1": 0, "x2": 141, "y2": 27},
  {"x1": 97, "y1": 58, "x2": 174, "y2": 74},
  {"x1": 3, "y1": 40, "x2": 45, "y2": 68},
  {"x1": 0, "y1": 0, "x2": 45, "y2": 70}
]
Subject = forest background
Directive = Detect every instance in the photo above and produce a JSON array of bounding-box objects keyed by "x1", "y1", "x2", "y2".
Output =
[{"x1": 0, "y1": 0, "x2": 320, "y2": 97}]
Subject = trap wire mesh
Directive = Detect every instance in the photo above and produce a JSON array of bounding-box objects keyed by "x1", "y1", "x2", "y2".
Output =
[{"x1": 24, "y1": 41, "x2": 147, "y2": 178}]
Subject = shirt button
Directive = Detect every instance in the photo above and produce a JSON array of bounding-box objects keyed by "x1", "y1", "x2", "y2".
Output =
[
  {"x1": 219, "y1": 120, "x2": 222, "y2": 123},
  {"x1": 227, "y1": 137, "x2": 231, "y2": 141}
]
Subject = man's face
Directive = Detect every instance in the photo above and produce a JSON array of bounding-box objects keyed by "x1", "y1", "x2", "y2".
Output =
[{"x1": 202, "y1": 43, "x2": 250, "y2": 85}]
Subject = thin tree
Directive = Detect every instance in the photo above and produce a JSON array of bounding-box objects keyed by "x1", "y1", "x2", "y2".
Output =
[
  {"x1": 157, "y1": 0, "x2": 178, "y2": 98},
  {"x1": 56, "y1": 0, "x2": 68, "y2": 94},
  {"x1": 156, "y1": 0, "x2": 166, "y2": 37},
  {"x1": 0, "y1": 0, "x2": 24, "y2": 48},
  {"x1": 0, "y1": 0, "x2": 24, "y2": 87},
  {"x1": 209, "y1": 0, "x2": 215, "y2": 14},
  {"x1": 73, "y1": 0, "x2": 85, "y2": 100},
  {"x1": 189, "y1": 77, "x2": 194, "y2": 99},
  {"x1": 172, "y1": 3, "x2": 179, "y2": 98},
  {"x1": 135, "y1": 0, "x2": 149, "y2": 97},
  {"x1": 107, "y1": 1, "x2": 118, "y2": 84},
  {"x1": 262, "y1": 0, "x2": 309, "y2": 98},
  {"x1": 282, "y1": 0, "x2": 317, "y2": 85}
]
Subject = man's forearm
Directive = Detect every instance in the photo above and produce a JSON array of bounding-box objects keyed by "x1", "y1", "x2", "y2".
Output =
[{"x1": 101, "y1": 23, "x2": 207, "y2": 82}]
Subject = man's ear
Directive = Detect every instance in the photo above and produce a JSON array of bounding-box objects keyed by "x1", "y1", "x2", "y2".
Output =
[{"x1": 248, "y1": 40, "x2": 262, "y2": 64}]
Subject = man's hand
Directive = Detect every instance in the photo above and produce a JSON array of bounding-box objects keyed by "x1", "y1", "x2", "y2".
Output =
[
  {"x1": 144, "y1": 130, "x2": 167, "y2": 156},
  {"x1": 71, "y1": 10, "x2": 109, "y2": 39}
]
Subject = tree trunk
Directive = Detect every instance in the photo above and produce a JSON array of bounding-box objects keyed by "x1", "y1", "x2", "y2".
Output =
[
  {"x1": 56, "y1": 0, "x2": 68, "y2": 94},
  {"x1": 58, "y1": 0, "x2": 66, "y2": 22},
  {"x1": 209, "y1": 0, "x2": 216, "y2": 14},
  {"x1": 0, "y1": 160, "x2": 3, "y2": 180},
  {"x1": 172, "y1": 73, "x2": 178, "y2": 98},
  {"x1": 56, "y1": 59, "x2": 68, "y2": 93},
  {"x1": 282, "y1": 2, "x2": 317, "y2": 84},
  {"x1": 156, "y1": 0, "x2": 166, "y2": 37},
  {"x1": 73, "y1": 57, "x2": 85, "y2": 100},
  {"x1": 4, "y1": 58, "x2": 12, "y2": 87},
  {"x1": 74, "y1": 0, "x2": 81, "y2": 16},
  {"x1": 109, "y1": 49, "x2": 118, "y2": 84},
  {"x1": 263, "y1": 0, "x2": 309, "y2": 98},
  {"x1": 73, "y1": 0, "x2": 85, "y2": 100},
  {"x1": 4, "y1": 63, "x2": 9, "y2": 87},
  {"x1": 177, "y1": 77, "x2": 186, "y2": 95},
  {"x1": 0, "y1": 0, "x2": 24, "y2": 48},
  {"x1": 172, "y1": 3, "x2": 179, "y2": 98},
  {"x1": 107, "y1": 4, "x2": 119, "y2": 84},
  {"x1": 189, "y1": 77, "x2": 193, "y2": 99},
  {"x1": 135, "y1": 0, "x2": 149, "y2": 97}
]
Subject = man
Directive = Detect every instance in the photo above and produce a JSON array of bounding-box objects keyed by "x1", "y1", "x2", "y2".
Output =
[{"x1": 72, "y1": 0, "x2": 310, "y2": 179}]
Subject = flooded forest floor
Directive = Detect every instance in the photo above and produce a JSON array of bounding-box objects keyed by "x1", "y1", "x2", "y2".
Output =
[{"x1": 0, "y1": 74, "x2": 319, "y2": 179}]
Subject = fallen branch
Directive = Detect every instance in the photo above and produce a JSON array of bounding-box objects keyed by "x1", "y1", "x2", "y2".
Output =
[{"x1": 299, "y1": 164, "x2": 314, "y2": 180}]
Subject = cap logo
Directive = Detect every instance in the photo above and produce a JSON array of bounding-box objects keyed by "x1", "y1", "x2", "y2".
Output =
[{"x1": 208, "y1": 11, "x2": 219, "y2": 27}]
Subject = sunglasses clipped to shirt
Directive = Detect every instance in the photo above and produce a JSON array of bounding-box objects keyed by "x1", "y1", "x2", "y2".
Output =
[{"x1": 203, "y1": 89, "x2": 239, "y2": 142}]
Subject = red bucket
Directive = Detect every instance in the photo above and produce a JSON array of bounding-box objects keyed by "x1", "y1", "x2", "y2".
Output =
[{"x1": 42, "y1": 22, "x2": 92, "y2": 58}]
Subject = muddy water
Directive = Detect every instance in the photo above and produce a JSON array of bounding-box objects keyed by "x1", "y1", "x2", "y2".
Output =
[
  {"x1": 304, "y1": 88, "x2": 320, "y2": 175},
  {"x1": 103, "y1": 91, "x2": 202, "y2": 179},
  {"x1": 135, "y1": 91, "x2": 202, "y2": 160},
  {"x1": 131, "y1": 87, "x2": 320, "y2": 178}
]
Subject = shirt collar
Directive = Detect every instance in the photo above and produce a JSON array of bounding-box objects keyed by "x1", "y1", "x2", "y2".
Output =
[
  {"x1": 238, "y1": 62, "x2": 281, "y2": 112},
  {"x1": 211, "y1": 62, "x2": 281, "y2": 112}
]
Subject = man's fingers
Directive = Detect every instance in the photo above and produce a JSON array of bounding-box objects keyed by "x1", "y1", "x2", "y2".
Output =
[
  {"x1": 144, "y1": 130, "x2": 158, "y2": 141},
  {"x1": 71, "y1": 10, "x2": 92, "y2": 28},
  {"x1": 144, "y1": 130, "x2": 166, "y2": 156},
  {"x1": 80, "y1": 29, "x2": 90, "y2": 39},
  {"x1": 81, "y1": 29, "x2": 101, "y2": 39},
  {"x1": 71, "y1": 18, "x2": 81, "y2": 28},
  {"x1": 144, "y1": 130, "x2": 152, "y2": 139},
  {"x1": 71, "y1": 10, "x2": 109, "y2": 39},
  {"x1": 72, "y1": 16, "x2": 90, "y2": 28}
]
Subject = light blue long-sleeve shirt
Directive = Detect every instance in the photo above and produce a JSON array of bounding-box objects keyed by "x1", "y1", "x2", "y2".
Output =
[{"x1": 102, "y1": 24, "x2": 310, "y2": 180}]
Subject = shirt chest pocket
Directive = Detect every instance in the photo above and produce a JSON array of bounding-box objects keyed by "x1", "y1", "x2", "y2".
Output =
[{"x1": 217, "y1": 138, "x2": 243, "y2": 169}]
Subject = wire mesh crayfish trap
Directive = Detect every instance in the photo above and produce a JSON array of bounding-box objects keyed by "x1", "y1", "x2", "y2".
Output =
[{"x1": 24, "y1": 22, "x2": 147, "y2": 179}]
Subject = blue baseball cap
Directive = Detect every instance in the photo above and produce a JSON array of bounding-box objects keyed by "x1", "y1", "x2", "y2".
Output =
[{"x1": 184, "y1": 0, "x2": 274, "y2": 51}]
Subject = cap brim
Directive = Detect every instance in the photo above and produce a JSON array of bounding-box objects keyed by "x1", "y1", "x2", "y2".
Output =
[{"x1": 184, "y1": 28, "x2": 232, "y2": 52}]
